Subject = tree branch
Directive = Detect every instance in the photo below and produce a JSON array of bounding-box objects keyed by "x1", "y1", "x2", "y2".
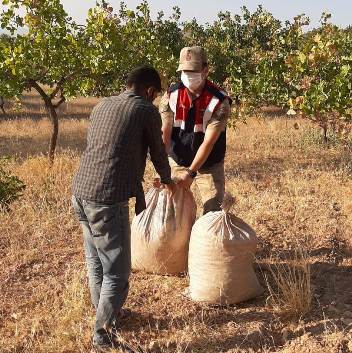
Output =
[
  {"x1": 28, "y1": 79, "x2": 50, "y2": 104},
  {"x1": 49, "y1": 71, "x2": 80, "y2": 100},
  {"x1": 53, "y1": 96, "x2": 66, "y2": 108},
  {"x1": 49, "y1": 80, "x2": 64, "y2": 100}
]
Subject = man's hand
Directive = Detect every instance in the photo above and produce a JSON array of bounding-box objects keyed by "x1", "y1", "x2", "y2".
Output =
[
  {"x1": 176, "y1": 171, "x2": 194, "y2": 189},
  {"x1": 153, "y1": 178, "x2": 177, "y2": 196},
  {"x1": 165, "y1": 181, "x2": 177, "y2": 197},
  {"x1": 153, "y1": 177, "x2": 162, "y2": 188}
]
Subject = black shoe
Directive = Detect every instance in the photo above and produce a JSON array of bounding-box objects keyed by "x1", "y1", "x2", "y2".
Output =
[{"x1": 92, "y1": 340, "x2": 142, "y2": 353}]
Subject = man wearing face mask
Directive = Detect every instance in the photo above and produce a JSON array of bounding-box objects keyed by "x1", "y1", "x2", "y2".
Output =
[
  {"x1": 159, "y1": 46, "x2": 232, "y2": 214},
  {"x1": 72, "y1": 65, "x2": 176, "y2": 351}
]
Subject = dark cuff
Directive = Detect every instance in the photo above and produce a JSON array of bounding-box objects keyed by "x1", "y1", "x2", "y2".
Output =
[
  {"x1": 160, "y1": 175, "x2": 173, "y2": 184},
  {"x1": 135, "y1": 184, "x2": 147, "y2": 215}
]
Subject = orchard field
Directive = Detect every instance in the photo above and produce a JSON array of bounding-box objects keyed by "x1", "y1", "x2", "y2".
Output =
[
  {"x1": 0, "y1": 91, "x2": 351, "y2": 353},
  {"x1": 1, "y1": 0, "x2": 352, "y2": 352}
]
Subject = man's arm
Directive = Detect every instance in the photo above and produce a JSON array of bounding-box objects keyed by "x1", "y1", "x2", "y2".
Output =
[
  {"x1": 206, "y1": 98, "x2": 232, "y2": 133},
  {"x1": 177, "y1": 98, "x2": 231, "y2": 189},
  {"x1": 144, "y1": 106, "x2": 173, "y2": 185},
  {"x1": 176, "y1": 128, "x2": 221, "y2": 189},
  {"x1": 189, "y1": 98, "x2": 231, "y2": 171},
  {"x1": 161, "y1": 123, "x2": 172, "y2": 153},
  {"x1": 159, "y1": 92, "x2": 174, "y2": 153},
  {"x1": 189, "y1": 128, "x2": 222, "y2": 172}
]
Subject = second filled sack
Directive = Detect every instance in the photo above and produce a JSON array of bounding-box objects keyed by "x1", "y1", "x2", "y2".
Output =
[{"x1": 188, "y1": 194, "x2": 263, "y2": 304}]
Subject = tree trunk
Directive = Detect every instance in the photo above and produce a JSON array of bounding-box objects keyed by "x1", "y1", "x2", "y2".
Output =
[
  {"x1": 30, "y1": 80, "x2": 63, "y2": 164},
  {"x1": 0, "y1": 96, "x2": 6, "y2": 115},
  {"x1": 322, "y1": 125, "x2": 328, "y2": 144},
  {"x1": 45, "y1": 101, "x2": 59, "y2": 164}
]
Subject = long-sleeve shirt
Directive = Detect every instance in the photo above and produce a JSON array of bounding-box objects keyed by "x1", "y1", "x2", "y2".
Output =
[{"x1": 72, "y1": 90, "x2": 172, "y2": 214}]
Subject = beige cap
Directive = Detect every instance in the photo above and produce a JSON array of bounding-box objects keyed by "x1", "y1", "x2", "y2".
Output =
[{"x1": 177, "y1": 46, "x2": 208, "y2": 72}]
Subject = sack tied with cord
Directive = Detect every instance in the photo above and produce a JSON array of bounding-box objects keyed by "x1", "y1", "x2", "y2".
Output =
[{"x1": 131, "y1": 186, "x2": 197, "y2": 274}]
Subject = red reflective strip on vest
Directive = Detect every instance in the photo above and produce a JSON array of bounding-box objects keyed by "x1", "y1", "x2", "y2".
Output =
[
  {"x1": 169, "y1": 81, "x2": 229, "y2": 133},
  {"x1": 175, "y1": 88, "x2": 191, "y2": 123}
]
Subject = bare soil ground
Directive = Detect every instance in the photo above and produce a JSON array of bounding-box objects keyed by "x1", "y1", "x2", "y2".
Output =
[{"x1": 0, "y1": 92, "x2": 351, "y2": 352}]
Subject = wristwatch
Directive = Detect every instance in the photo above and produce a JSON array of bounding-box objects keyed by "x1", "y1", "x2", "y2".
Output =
[{"x1": 186, "y1": 168, "x2": 197, "y2": 179}]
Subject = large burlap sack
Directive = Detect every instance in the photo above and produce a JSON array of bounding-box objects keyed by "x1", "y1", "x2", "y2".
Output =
[
  {"x1": 131, "y1": 186, "x2": 197, "y2": 274},
  {"x1": 188, "y1": 194, "x2": 263, "y2": 304}
]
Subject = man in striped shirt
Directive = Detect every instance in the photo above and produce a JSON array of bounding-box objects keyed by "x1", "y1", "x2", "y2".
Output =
[{"x1": 72, "y1": 66, "x2": 176, "y2": 351}]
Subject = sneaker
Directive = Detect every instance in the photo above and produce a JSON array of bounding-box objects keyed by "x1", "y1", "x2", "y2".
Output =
[
  {"x1": 92, "y1": 341, "x2": 136, "y2": 353},
  {"x1": 116, "y1": 308, "x2": 132, "y2": 321},
  {"x1": 92, "y1": 334, "x2": 140, "y2": 353}
]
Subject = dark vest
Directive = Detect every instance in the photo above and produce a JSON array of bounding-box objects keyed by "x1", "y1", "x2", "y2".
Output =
[{"x1": 168, "y1": 80, "x2": 231, "y2": 168}]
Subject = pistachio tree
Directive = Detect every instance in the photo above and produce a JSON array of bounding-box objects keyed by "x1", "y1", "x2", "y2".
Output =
[
  {"x1": 0, "y1": 0, "x2": 87, "y2": 161},
  {"x1": 286, "y1": 14, "x2": 352, "y2": 142},
  {"x1": 118, "y1": 0, "x2": 183, "y2": 86}
]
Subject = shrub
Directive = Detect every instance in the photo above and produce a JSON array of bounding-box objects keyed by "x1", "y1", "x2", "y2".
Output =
[{"x1": 0, "y1": 157, "x2": 26, "y2": 210}]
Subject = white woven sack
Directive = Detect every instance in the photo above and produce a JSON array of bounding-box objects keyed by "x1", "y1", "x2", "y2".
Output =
[
  {"x1": 131, "y1": 186, "x2": 197, "y2": 274},
  {"x1": 188, "y1": 194, "x2": 263, "y2": 304}
]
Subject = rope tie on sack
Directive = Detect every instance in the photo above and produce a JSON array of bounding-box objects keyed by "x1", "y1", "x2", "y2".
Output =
[{"x1": 220, "y1": 192, "x2": 236, "y2": 214}]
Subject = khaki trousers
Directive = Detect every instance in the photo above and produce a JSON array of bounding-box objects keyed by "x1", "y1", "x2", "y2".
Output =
[{"x1": 169, "y1": 158, "x2": 225, "y2": 214}]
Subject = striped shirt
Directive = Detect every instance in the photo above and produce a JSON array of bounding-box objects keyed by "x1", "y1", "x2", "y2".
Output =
[{"x1": 72, "y1": 90, "x2": 172, "y2": 214}]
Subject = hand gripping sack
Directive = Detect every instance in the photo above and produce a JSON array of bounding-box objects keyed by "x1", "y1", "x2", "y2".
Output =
[
  {"x1": 131, "y1": 186, "x2": 197, "y2": 274},
  {"x1": 188, "y1": 194, "x2": 263, "y2": 304}
]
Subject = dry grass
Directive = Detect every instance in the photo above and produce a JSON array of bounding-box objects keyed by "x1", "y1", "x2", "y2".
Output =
[
  {"x1": 0, "y1": 93, "x2": 352, "y2": 352},
  {"x1": 264, "y1": 246, "x2": 312, "y2": 320}
]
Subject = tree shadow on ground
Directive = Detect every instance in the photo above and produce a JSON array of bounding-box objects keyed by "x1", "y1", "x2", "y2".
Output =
[
  {"x1": 225, "y1": 156, "x2": 286, "y2": 182},
  {"x1": 121, "y1": 302, "x2": 282, "y2": 352},
  {"x1": 0, "y1": 133, "x2": 86, "y2": 158},
  {"x1": 225, "y1": 149, "x2": 351, "y2": 183},
  {"x1": 0, "y1": 111, "x2": 91, "y2": 121},
  {"x1": 260, "y1": 106, "x2": 287, "y2": 118},
  {"x1": 0, "y1": 93, "x2": 96, "y2": 121},
  {"x1": 257, "y1": 252, "x2": 352, "y2": 319}
]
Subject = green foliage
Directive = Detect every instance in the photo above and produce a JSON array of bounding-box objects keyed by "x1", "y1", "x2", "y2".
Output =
[
  {"x1": 0, "y1": 0, "x2": 87, "y2": 99},
  {"x1": 0, "y1": 158, "x2": 26, "y2": 209},
  {"x1": 79, "y1": 4, "x2": 126, "y2": 96},
  {"x1": 183, "y1": 7, "x2": 290, "y2": 121},
  {"x1": 224, "y1": 6, "x2": 284, "y2": 113},
  {"x1": 119, "y1": 1, "x2": 183, "y2": 87},
  {"x1": 0, "y1": 1, "x2": 351, "y2": 142},
  {"x1": 286, "y1": 14, "x2": 352, "y2": 139}
]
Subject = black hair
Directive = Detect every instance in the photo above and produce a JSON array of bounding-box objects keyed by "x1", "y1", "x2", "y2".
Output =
[{"x1": 126, "y1": 65, "x2": 162, "y2": 92}]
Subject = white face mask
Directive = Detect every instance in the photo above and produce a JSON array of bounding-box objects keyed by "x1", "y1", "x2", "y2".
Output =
[{"x1": 181, "y1": 71, "x2": 204, "y2": 91}]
